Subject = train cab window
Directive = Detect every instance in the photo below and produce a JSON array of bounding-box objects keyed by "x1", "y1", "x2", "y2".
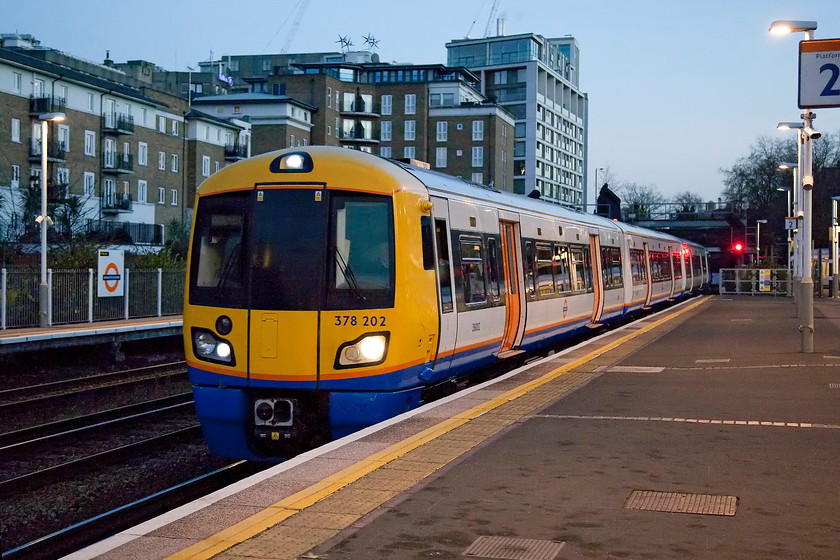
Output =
[
  {"x1": 486, "y1": 237, "x2": 501, "y2": 300},
  {"x1": 421, "y1": 215, "x2": 435, "y2": 271},
  {"x1": 189, "y1": 191, "x2": 249, "y2": 308},
  {"x1": 459, "y1": 236, "x2": 486, "y2": 304},
  {"x1": 554, "y1": 244, "x2": 572, "y2": 293},
  {"x1": 435, "y1": 220, "x2": 453, "y2": 312},
  {"x1": 326, "y1": 193, "x2": 395, "y2": 310},
  {"x1": 536, "y1": 243, "x2": 555, "y2": 296}
]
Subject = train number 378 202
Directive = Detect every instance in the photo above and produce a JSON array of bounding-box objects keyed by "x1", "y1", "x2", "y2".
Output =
[{"x1": 334, "y1": 315, "x2": 387, "y2": 327}]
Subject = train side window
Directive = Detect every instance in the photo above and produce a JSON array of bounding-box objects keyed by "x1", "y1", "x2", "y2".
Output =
[
  {"x1": 421, "y1": 215, "x2": 434, "y2": 271},
  {"x1": 435, "y1": 219, "x2": 453, "y2": 312},
  {"x1": 582, "y1": 247, "x2": 593, "y2": 292},
  {"x1": 524, "y1": 241, "x2": 536, "y2": 298},
  {"x1": 536, "y1": 242, "x2": 555, "y2": 296},
  {"x1": 554, "y1": 244, "x2": 572, "y2": 293},
  {"x1": 571, "y1": 247, "x2": 587, "y2": 292},
  {"x1": 631, "y1": 249, "x2": 646, "y2": 285},
  {"x1": 460, "y1": 236, "x2": 486, "y2": 304},
  {"x1": 606, "y1": 247, "x2": 623, "y2": 288},
  {"x1": 486, "y1": 236, "x2": 501, "y2": 300},
  {"x1": 673, "y1": 251, "x2": 683, "y2": 280}
]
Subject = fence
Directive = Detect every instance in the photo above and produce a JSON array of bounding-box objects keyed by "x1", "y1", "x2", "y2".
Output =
[
  {"x1": 718, "y1": 268, "x2": 792, "y2": 296},
  {"x1": 1, "y1": 268, "x2": 185, "y2": 329}
]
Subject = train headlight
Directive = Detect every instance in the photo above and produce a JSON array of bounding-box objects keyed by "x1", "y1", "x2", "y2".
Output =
[
  {"x1": 191, "y1": 328, "x2": 236, "y2": 365},
  {"x1": 336, "y1": 332, "x2": 389, "y2": 368}
]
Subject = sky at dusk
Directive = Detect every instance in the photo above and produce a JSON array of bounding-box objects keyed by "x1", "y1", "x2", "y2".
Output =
[{"x1": 4, "y1": 0, "x2": 840, "y2": 205}]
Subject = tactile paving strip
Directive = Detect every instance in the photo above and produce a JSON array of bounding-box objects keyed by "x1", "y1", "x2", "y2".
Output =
[
  {"x1": 463, "y1": 536, "x2": 565, "y2": 560},
  {"x1": 624, "y1": 490, "x2": 738, "y2": 516}
]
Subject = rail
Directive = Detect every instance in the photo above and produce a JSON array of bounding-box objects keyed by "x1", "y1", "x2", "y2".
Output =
[
  {"x1": 717, "y1": 268, "x2": 792, "y2": 296},
  {"x1": 0, "y1": 267, "x2": 185, "y2": 329}
]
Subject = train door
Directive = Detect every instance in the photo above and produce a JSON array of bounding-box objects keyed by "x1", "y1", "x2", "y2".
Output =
[
  {"x1": 669, "y1": 245, "x2": 677, "y2": 299},
  {"x1": 589, "y1": 233, "x2": 605, "y2": 325},
  {"x1": 643, "y1": 243, "x2": 653, "y2": 308},
  {"x1": 430, "y1": 196, "x2": 457, "y2": 371},
  {"x1": 498, "y1": 219, "x2": 526, "y2": 357}
]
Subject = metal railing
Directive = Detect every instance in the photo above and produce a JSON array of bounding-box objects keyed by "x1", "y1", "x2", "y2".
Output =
[
  {"x1": 0, "y1": 268, "x2": 184, "y2": 329},
  {"x1": 717, "y1": 268, "x2": 792, "y2": 296}
]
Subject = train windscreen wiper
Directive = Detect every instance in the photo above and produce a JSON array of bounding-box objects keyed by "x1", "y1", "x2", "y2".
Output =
[
  {"x1": 332, "y1": 246, "x2": 366, "y2": 302},
  {"x1": 217, "y1": 242, "x2": 241, "y2": 291}
]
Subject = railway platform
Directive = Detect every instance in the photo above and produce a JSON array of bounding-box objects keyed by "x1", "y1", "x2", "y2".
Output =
[
  {"x1": 67, "y1": 295, "x2": 840, "y2": 559},
  {"x1": 0, "y1": 316, "x2": 182, "y2": 356}
]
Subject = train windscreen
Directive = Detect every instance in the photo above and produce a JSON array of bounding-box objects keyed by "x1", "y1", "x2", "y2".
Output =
[{"x1": 189, "y1": 189, "x2": 394, "y2": 311}]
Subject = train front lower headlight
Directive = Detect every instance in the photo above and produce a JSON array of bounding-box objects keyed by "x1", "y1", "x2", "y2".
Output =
[
  {"x1": 336, "y1": 333, "x2": 389, "y2": 368},
  {"x1": 191, "y1": 328, "x2": 235, "y2": 365}
]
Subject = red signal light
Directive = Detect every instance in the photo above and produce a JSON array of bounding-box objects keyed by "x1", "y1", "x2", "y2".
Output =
[{"x1": 733, "y1": 242, "x2": 744, "y2": 252}]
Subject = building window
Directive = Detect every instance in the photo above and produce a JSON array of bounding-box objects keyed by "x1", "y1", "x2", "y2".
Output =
[
  {"x1": 11, "y1": 118, "x2": 20, "y2": 143},
  {"x1": 435, "y1": 147, "x2": 447, "y2": 168},
  {"x1": 472, "y1": 120, "x2": 484, "y2": 141},
  {"x1": 380, "y1": 146, "x2": 392, "y2": 158},
  {"x1": 84, "y1": 130, "x2": 95, "y2": 156},
  {"x1": 290, "y1": 134, "x2": 296, "y2": 146},
  {"x1": 404, "y1": 120, "x2": 415, "y2": 141},
  {"x1": 203, "y1": 124, "x2": 209, "y2": 140},
  {"x1": 472, "y1": 172, "x2": 484, "y2": 184},
  {"x1": 472, "y1": 146, "x2": 484, "y2": 167},
  {"x1": 137, "y1": 179, "x2": 147, "y2": 203},
  {"x1": 172, "y1": 120, "x2": 180, "y2": 137},
  {"x1": 158, "y1": 151, "x2": 166, "y2": 170},
  {"x1": 103, "y1": 178, "x2": 116, "y2": 205},
  {"x1": 141, "y1": 107, "x2": 148, "y2": 125},
  {"x1": 381, "y1": 121, "x2": 392, "y2": 141},
  {"x1": 215, "y1": 161, "x2": 220, "y2": 173},
  {"x1": 12, "y1": 72, "x2": 21, "y2": 93},
  {"x1": 335, "y1": 116, "x2": 340, "y2": 134},
  {"x1": 171, "y1": 154, "x2": 179, "y2": 172},
  {"x1": 404, "y1": 94, "x2": 416, "y2": 115},
  {"x1": 57, "y1": 167, "x2": 70, "y2": 187},
  {"x1": 436, "y1": 121, "x2": 448, "y2": 142},
  {"x1": 138, "y1": 142, "x2": 148, "y2": 166},
  {"x1": 158, "y1": 116, "x2": 167, "y2": 133},
  {"x1": 404, "y1": 146, "x2": 415, "y2": 159},
  {"x1": 328, "y1": 87, "x2": 332, "y2": 108},
  {"x1": 87, "y1": 93, "x2": 95, "y2": 112},
  {"x1": 381, "y1": 94, "x2": 392, "y2": 115},
  {"x1": 202, "y1": 155, "x2": 211, "y2": 177},
  {"x1": 158, "y1": 187, "x2": 166, "y2": 204},
  {"x1": 58, "y1": 125, "x2": 69, "y2": 151},
  {"x1": 171, "y1": 188, "x2": 178, "y2": 206},
  {"x1": 83, "y1": 172, "x2": 94, "y2": 196},
  {"x1": 11, "y1": 165, "x2": 20, "y2": 188}
]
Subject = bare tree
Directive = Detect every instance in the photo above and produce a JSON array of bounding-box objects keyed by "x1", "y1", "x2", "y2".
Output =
[
  {"x1": 617, "y1": 181, "x2": 666, "y2": 220},
  {"x1": 672, "y1": 191, "x2": 704, "y2": 213}
]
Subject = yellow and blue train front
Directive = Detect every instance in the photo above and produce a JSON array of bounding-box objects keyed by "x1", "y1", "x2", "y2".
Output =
[{"x1": 185, "y1": 150, "x2": 436, "y2": 460}]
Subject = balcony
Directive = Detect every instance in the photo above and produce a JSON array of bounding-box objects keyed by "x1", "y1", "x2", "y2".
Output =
[
  {"x1": 340, "y1": 97, "x2": 379, "y2": 117},
  {"x1": 102, "y1": 152, "x2": 135, "y2": 174},
  {"x1": 101, "y1": 193, "x2": 133, "y2": 214},
  {"x1": 86, "y1": 218, "x2": 163, "y2": 245},
  {"x1": 29, "y1": 95, "x2": 66, "y2": 116},
  {"x1": 28, "y1": 140, "x2": 66, "y2": 162},
  {"x1": 224, "y1": 143, "x2": 248, "y2": 161},
  {"x1": 101, "y1": 112, "x2": 135, "y2": 135}
]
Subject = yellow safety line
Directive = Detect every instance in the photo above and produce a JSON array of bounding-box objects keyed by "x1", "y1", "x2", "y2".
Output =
[{"x1": 169, "y1": 295, "x2": 710, "y2": 559}]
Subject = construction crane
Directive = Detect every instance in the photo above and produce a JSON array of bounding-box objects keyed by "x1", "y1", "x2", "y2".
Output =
[
  {"x1": 483, "y1": 0, "x2": 500, "y2": 37},
  {"x1": 280, "y1": 0, "x2": 310, "y2": 53}
]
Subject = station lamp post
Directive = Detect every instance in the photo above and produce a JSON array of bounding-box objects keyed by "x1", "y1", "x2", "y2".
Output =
[
  {"x1": 37, "y1": 111, "x2": 66, "y2": 327},
  {"x1": 756, "y1": 219, "x2": 768, "y2": 264},
  {"x1": 777, "y1": 162, "x2": 797, "y2": 289},
  {"x1": 770, "y1": 19, "x2": 818, "y2": 353}
]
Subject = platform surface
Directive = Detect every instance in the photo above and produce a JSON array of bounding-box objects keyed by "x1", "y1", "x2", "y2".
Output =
[{"x1": 67, "y1": 296, "x2": 840, "y2": 559}]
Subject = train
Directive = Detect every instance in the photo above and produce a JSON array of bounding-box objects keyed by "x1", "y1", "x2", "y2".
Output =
[{"x1": 184, "y1": 146, "x2": 709, "y2": 460}]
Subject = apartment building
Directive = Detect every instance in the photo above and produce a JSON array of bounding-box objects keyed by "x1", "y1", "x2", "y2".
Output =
[
  {"x1": 190, "y1": 53, "x2": 515, "y2": 191},
  {"x1": 446, "y1": 32, "x2": 588, "y2": 207},
  {"x1": 0, "y1": 34, "x2": 250, "y2": 248}
]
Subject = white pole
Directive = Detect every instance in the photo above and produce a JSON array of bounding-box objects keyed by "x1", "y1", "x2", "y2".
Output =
[{"x1": 39, "y1": 119, "x2": 49, "y2": 327}]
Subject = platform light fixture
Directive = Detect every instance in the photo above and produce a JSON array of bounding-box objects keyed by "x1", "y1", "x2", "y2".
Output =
[
  {"x1": 770, "y1": 18, "x2": 818, "y2": 353},
  {"x1": 37, "y1": 111, "x2": 67, "y2": 328}
]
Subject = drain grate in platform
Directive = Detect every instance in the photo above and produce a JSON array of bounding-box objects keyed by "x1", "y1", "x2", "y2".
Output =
[
  {"x1": 625, "y1": 490, "x2": 737, "y2": 516},
  {"x1": 463, "y1": 536, "x2": 565, "y2": 560}
]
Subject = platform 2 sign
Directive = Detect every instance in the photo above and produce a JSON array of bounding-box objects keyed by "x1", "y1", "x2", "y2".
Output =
[
  {"x1": 799, "y1": 39, "x2": 840, "y2": 109},
  {"x1": 98, "y1": 250, "x2": 124, "y2": 297}
]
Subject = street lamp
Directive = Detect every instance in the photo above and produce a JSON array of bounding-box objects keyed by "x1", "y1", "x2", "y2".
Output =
[
  {"x1": 770, "y1": 18, "x2": 818, "y2": 353},
  {"x1": 37, "y1": 111, "x2": 66, "y2": 327},
  {"x1": 777, "y1": 162, "x2": 797, "y2": 284},
  {"x1": 756, "y1": 219, "x2": 768, "y2": 263}
]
